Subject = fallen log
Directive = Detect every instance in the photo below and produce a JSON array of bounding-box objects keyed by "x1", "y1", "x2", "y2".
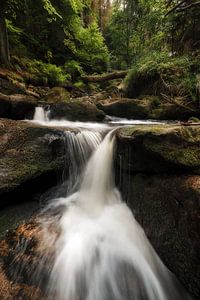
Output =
[{"x1": 81, "y1": 70, "x2": 129, "y2": 82}]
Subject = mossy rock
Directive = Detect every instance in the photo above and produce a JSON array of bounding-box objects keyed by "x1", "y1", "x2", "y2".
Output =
[
  {"x1": 150, "y1": 103, "x2": 200, "y2": 121},
  {"x1": 97, "y1": 98, "x2": 150, "y2": 119},
  {"x1": 50, "y1": 98, "x2": 105, "y2": 121},
  {"x1": 0, "y1": 93, "x2": 38, "y2": 120},
  {"x1": 119, "y1": 172, "x2": 200, "y2": 299},
  {"x1": 43, "y1": 87, "x2": 70, "y2": 103},
  {"x1": 0, "y1": 118, "x2": 73, "y2": 206},
  {"x1": 116, "y1": 125, "x2": 200, "y2": 173}
]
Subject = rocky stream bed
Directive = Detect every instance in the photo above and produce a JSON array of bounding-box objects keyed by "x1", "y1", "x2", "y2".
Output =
[{"x1": 0, "y1": 71, "x2": 199, "y2": 299}]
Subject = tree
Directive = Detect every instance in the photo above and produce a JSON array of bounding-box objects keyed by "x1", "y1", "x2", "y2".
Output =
[
  {"x1": 165, "y1": 0, "x2": 200, "y2": 53},
  {"x1": 0, "y1": 0, "x2": 11, "y2": 66},
  {"x1": 1, "y1": 0, "x2": 109, "y2": 73}
]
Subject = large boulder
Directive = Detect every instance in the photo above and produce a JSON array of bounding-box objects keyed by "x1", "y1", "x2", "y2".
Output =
[
  {"x1": 119, "y1": 173, "x2": 200, "y2": 300},
  {"x1": 0, "y1": 93, "x2": 37, "y2": 120},
  {"x1": 50, "y1": 97, "x2": 105, "y2": 121},
  {"x1": 116, "y1": 125, "x2": 200, "y2": 299},
  {"x1": 97, "y1": 98, "x2": 149, "y2": 119},
  {"x1": 116, "y1": 125, "x2": 200, "y2": 173},
  {"x1": 0, "y1": 118, "x2": 74, "y2": 207},
  {"x1": 0, "y1": 87, "x2": 106, "y2": 122}
]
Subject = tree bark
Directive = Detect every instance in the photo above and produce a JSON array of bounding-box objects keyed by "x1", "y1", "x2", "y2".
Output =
[
  {"x1": 0, "y1": 11, "x2": 10, "y2": 67},
  {"x1": 81, "y1": 70, "x2": 129, "y2": 82}
]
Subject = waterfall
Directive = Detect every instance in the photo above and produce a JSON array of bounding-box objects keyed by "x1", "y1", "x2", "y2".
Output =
[
  {"x1": 38, "y1": 127, "x2": 191, "y2": 300},
  {"x1": 33, "y1": 106, "x2": 49, "y2": 122}
]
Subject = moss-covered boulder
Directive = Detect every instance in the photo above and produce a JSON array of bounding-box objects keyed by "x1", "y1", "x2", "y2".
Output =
[
  {"x1": 97, "y1": 97, "x2": 200, "y2": 121},
  {"x1": 116, "y1": 124, "x2": 200, "y2": 173},
  {"x1": 0, "y1": 93, "x2": 37, "y2": 120},
  {"x1": 149, "y1": 102, "x2": 200, "y2": 121},
  {"x1": 43, "y1": 87, "x2": 70, "y2": 103},
  {"x1": 0, "y1": 118, "x2": 74, "y2": 207},
  {"x1": 97, "y1": 98, "x2": 149, "y2": 119},
  {"x1": 50, "y1": 98, "x2": 105, "y2": 121},
  {"x1": 116, "y1": 125, "x2": 200, "y2": 298}
]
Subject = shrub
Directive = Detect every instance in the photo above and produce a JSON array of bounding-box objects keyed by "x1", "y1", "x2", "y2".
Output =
[
  {"x1": 14, "y1": 57, "x2": 70, "y2": 86},
  {"x1": 125, "y1": 51, "x2": 200, "y2": 102}
]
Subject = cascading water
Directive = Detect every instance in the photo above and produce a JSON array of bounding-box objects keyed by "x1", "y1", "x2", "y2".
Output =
[
  {"x1": 33, "y1": 106, "x2": 50, "y2": 122},
  {"x1": 28, "y1": 107, "x2": 191, "y2": 299},
  {"x1": 35, "y1": 127, "x2": 191, "y2": 300}
]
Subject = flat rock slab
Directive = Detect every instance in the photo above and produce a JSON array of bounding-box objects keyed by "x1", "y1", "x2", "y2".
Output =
[{"x1": 116, "y1": 124, "x2": 200, "y2": 173}]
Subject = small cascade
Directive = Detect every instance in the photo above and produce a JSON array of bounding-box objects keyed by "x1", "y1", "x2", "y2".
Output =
[
  {"x1": 38, "y1": 127, "x2": 191, "y2": 300},
  {"x1": 62, "y1": 130, "x2": 103, "y2": 194},
  {"x1": 33, "y1": 106, "x2": 49, "y2": 122}
]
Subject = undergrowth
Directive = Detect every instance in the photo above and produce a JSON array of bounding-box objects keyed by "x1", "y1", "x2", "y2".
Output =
[{"x1": 125, "y1": 51, "x2": 200, "y2": 102}]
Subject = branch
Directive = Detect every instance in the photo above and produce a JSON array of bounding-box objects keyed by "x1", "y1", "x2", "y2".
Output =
[
  {"x1": 165, "y1": 0, "x2": 187, "y2": 16},
  {"x1": 81, "y1": 70, "x2": 129, "y2": 82},
  {"x1": 161, "y1": 93, "x2": 196, "y2": 112},
  {"x1": 176, "y1": 1, "x2": 200, "y2": 12}
]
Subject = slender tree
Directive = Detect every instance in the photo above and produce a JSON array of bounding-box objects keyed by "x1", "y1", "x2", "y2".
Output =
[{"x1": 0, "y1": 0, "x2": 10, "y2": 66}]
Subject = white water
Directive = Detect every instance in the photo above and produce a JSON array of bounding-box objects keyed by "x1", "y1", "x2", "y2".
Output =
[
  {"x1": 32, "y1": 106, "x2": 165, "y2": 127},
  {"x1": 33, "y1": 106, "x2": 49, "y2": 122},
  {"x1": 32, "y1": 107, "x2": 190, "y2": 300}
]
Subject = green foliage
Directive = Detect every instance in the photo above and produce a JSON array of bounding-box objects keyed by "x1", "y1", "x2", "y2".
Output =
[
  {"x1": 64, "y1": 60, "x2": 83, "y2": 80},
  {"x1": 6, "y1": 19, "x2": 28, "y2": 57},
  {"x1": 3, "y1": 0, "x2": 109, "y2": 74},
  {"x1": 151, "y1": 97, "x2": 161, "y2": 108},
  {"x1": 17, "y1": 58, "x2": 70, "y2": 86},
  {"x1": 75, "y1": 22, "x2": 109, "y2": 73},
  {"x1": 74, "y1": 81, "x2": 85, "y2": 89},
  {"x1": 188, "y1": 117, "x2": 200, "y2": 123},
  {"x1": 105, "y1": 0, "x2": 167, "y2": 68},
  {"x1": 125, "y1": 51, "x2": 200, "y2": 101}
]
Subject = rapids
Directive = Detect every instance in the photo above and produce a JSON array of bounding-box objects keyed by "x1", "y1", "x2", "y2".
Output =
[{"x1": 32, "y1": 107, "x2": 191, "y2": 300}]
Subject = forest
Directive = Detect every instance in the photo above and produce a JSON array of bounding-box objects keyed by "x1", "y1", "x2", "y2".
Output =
[
  {"x1": 0, "y1": 0, "x2": 200, "y2": 118},
  {"x1": 0, "y1": 1, "x2": 200, "y2": 300}
]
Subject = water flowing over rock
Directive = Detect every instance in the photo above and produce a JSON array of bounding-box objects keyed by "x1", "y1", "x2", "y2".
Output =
[
  {"x1": 0, "y1": 117, "x2": 199, "y2": 299},
  {"x1": 0, "y1": 118, "x2": 76, "y2": 207},
  {"x1": 31, "y1": 127, "x2": 190, "y2": 300}
]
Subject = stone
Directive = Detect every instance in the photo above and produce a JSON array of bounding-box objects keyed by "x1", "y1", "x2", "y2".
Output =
[
  {"x1": 50, "y1": 98, "x2": 105, "y2": 121},
  {"x1": 0, "y1": 118, "x2": 74, "y2": 207},
  {"x1": 119, "y1": 173, "x2": 200, "y2": 299},
  {"x1": 97, "y1": 98, "x2": 149, "y2": 119},
  {"x1": 116, "y1": 124, "x2": 200, "y2": 173}
]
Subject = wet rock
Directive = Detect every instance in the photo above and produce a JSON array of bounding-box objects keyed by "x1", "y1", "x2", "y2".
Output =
[
  {"x1": 119, "y1": 173, "x2": 200, "y2": 299},
  {"x1": 0, "y1": 118, "x2": 72, "y2": 207},
  {"x1": 50, "y1": 98, "x2": 105, "y2": 121},
  {"x1": 0, "y1": 219, "x2": 48, "y2": 299},
  {"x1": 97, "y1": 98, "x2": 149, "y2": 119},
  {"x1": 97, "y1": 97, "x2": 200, "y2": 121},
  {"x1": 116, "y1": 124, "x2": 200, "y2": 299},
  {"x1": 0, "y1": 93, "x2": 37, "y2": 120},
  {"x1": 116, "y1": 124, "x2": 200, "y2": 173}
]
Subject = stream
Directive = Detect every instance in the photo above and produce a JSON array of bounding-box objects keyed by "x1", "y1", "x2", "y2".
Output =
[{"x1": 20, "y1": 107, "x2": 192, "y2": 300}]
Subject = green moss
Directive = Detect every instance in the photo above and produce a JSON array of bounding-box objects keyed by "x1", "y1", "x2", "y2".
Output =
[
  {"x1": 44, "y1": 87, "x2": 70, "y2": 103},
  {"x1": 118, "y1": 125, "x2": 200, "y2": 172},
  {"x1": 14, "y1": 57, "x2": 71, "y2": 86},
  {"x1": 188, "y1": 117, "x2": 200, "y2": 123},
  {"x1": 125, "y1": 51, "x2": 200, "y2": 102},
  {"x1": 119, "y1": 124, "x2": 172, "y2": 137},
  {"x1": 74, "y1": 81, "x2": 85, "y2": 89}
]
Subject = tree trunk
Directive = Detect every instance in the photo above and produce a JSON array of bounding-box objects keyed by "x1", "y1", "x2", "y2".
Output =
[
  {"x1": 0, "y1": 11, "x2": 10, "y2": 67},
  {"x1": 81, "y1": 70, "x2": 129, "y2": 82}
]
